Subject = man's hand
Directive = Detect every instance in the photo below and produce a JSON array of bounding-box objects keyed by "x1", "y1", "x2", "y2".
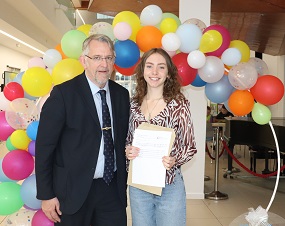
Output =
[{"x1": 42, "y1": 197, "x2": 62, "y2": 223}]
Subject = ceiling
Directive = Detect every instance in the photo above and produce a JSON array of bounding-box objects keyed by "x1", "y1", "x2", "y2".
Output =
[{"x1": 75, "y1": 0, "x2": 285, "y2": 56}]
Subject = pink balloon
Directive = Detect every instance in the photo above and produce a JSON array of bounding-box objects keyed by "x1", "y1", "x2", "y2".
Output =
[
  {"x1": 2, "y1": 150, "x2": 34, "y2": 180},
  {"x1": 204, "y1": 25, "x2": 231, "y2": 57},
  {"x1": 113, "y1": 22, "x2": 132, "y2": 41},
  {"x1": 28, "y1": 57, "x2": 46, "y2": 68},
  {"x1": 32, "y1": 209, "x2": 54, "y2": 226},
  {"x1": 0, "y1": 111, "x2": 15, "y2": 141}
]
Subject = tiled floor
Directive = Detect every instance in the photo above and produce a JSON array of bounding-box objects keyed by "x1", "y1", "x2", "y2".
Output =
[{"x1": 1, "y1": 146, "x2": 285, "y2": 225}]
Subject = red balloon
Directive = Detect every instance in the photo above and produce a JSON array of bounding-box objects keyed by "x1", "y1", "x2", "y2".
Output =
[
  {"x1": 115, "y1": 60, "x2": 139, "y2": 76},
  {"x1": 3, "y1": 82, "x2": 24, "y2": 101},
  {"x1": 250, "y1": 75, "x2": 284, "y2": 105},
  {"x1": 172, "y1": 53, "x2": 197, "y2": 86}
]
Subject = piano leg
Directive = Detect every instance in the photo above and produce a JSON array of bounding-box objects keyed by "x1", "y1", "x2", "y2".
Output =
[
  {"x1": 262, "y1": 150, "x2": 272, "y2": 174},
  {"x1": 228, "y1": 143, "x2": 234, "y2": 172}
]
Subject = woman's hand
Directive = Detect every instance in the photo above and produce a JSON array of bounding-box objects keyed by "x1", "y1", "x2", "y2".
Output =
[
  {"x1": 162, "y1": 156, "x2": 176, "y2": 170},
  {"x1": 125, "y1": 145, "x2": 140, "y2": 160}
]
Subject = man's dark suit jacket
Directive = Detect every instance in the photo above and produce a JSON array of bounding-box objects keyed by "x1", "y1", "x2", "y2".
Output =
[{"x1": 35, "y1": 73, "x2": 130, "y2": 214}]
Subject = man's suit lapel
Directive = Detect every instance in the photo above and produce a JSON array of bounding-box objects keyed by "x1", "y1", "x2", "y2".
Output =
[{"x1": 77, "y1": 74, "x2": 101, "y2": 128}]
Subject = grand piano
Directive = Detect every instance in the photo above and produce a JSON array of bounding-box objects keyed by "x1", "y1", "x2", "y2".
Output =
[{"x1": 223, "y1": 117, "x2": 285, "y2": 176}]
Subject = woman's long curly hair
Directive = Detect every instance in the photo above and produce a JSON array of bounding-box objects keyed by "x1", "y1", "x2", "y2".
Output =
[{"x1": 133, "y1": 48, "x2": 183, "y2": 105}]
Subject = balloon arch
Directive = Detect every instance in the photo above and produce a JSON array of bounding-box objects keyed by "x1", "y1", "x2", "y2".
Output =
[{"x1": 0, "y1": 4, "x2": 284, "y2": 225}]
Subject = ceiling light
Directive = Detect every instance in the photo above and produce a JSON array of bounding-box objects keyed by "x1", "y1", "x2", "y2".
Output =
[{"x1": 0, "y1": 29, "x2": 45, "y2": 55}]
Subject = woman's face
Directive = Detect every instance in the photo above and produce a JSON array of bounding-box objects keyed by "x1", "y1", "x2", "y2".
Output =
[{"x1": 143, "y1": 53, "x2": 168, "y2": 89}]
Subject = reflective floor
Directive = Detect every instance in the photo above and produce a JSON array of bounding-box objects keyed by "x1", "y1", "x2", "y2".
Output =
[{"x1": 1, "y1": 145, "x2": 284, "y2": 226}]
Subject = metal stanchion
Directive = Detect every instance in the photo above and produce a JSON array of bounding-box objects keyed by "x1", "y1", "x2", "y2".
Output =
[{"x1": 205, "y1": 127, "x2": 228, "y2": 200}]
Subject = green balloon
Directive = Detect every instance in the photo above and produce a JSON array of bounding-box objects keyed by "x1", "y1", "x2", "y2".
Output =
[
  {"x1": 0, "y1": 182, "x2": 23, "y2": 215},
  {"x1": 252, "y1": 102, "x2": 271, "y2": 125},
  {"x1": 161, "y1": 13, "x2": 181, "y2": 26},
  {"x1": 6, "y1": 136, "x2": 16, "y2": 151},
  {"x1": 61, "y1": 29, "x2": 87, "y2": 59},
  {"x1": 156, "y1": 12, "x2": 181, "y2": 29}
]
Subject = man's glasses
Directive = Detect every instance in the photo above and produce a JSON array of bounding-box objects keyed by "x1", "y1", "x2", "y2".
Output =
[{"x1": 85, "y1": 55, "x2": 115, "y2": 63}]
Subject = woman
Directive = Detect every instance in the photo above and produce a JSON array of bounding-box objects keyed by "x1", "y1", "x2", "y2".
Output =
[{"x1": 125, "y1": 48, "x2": 197, "y2": 226}]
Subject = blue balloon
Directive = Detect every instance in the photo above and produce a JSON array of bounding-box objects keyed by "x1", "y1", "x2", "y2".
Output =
[
  {"x1": 191, "y1": 73, "x2": 207, "y2": 87},
  {"x1": 13, "y1": 71, "x2": 25, "y2": 84},
  {"x1": 20, "y1": 174, "x2": 41, "y2": 210},
  {"x1": 26, "y1": 121, "x2": 39, "y2": 140},
  {"x1": 114, "y1": 40, "x2": 140, "y2": 68},
  {"x1": 205, "y1": 75, "x2": 234, "y2": 103}
]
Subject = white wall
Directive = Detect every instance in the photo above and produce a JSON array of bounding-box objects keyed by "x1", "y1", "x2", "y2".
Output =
[
  {"x1": 0, "y1": 45, "x2": 30, "y2": 84},
  {"x1": 179, "y1": 0, "x2": 211, "y2": 199}
]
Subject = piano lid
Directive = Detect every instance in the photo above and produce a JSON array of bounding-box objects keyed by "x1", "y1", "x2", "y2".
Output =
[{"x1": 224, "y1": 117, "x2": 285, "y2": 151}]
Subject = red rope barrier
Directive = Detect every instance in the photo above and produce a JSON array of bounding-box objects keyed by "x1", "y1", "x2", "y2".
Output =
[
  {"x1": 221, "y1": 139, "x2": 285, "y2": 178},
  {"x1": 205, "y1": 142, "x2": 225, "y2": 160}
]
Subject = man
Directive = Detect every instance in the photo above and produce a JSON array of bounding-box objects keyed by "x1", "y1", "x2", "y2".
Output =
[
  {"x1": 214, "y1": 104, "x2": 234, "y2": 122},
  {"x1": 35, "y1": 34, "x2": 130, "y2": 226}
]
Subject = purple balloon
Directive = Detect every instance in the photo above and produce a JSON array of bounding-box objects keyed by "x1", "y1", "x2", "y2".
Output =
[{"x1": 28, "y1": 140, "x2": 36, "y2": 156}]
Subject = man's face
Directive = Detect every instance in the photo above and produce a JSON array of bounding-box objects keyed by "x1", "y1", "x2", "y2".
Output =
[{"x1": 81, "y1": 40, "x2": 115, "y2": 88}]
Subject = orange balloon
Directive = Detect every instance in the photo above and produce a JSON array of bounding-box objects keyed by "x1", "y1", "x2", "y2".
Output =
[
  {"x1": 55, "y1": 44, "x2": 67, "y2": 59},
  {"x1": 228, "y1": 90, "x2": 254, "y2": 116},
  {"x1": 136, "y1": 26, "x2": 163, "y2": 52}
]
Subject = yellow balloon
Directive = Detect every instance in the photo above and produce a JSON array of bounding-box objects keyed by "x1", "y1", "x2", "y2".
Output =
[
  {"x1": 77, "y1": 24, "x2": 92, "y2": 37},
  {"x1": 199, "y1": 30, "x2": 223, "y2": 53},
  {"x1": 160, "y1": 18, "x2": 178, "y2": 34},
  {"x1": 113, "y1": 11, "x2": 141, "y2": 41},
  {"x1": 10, "y1": 130, "x2": 30, "y2": 150},
  {"x1": 230, "y1": 40, "x2": 250, "y2": 62},
  {"x1": 22, "y1": 67, "x2": 52, "y2": 97},
  {"x1": 52, "y1": 58, "x2": 84, "y2": 85}
]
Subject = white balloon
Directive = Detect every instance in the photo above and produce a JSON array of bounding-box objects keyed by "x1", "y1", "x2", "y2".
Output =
[
  {"x1": 248, "y1": 57, "x2": 269, "y2": 76},
  {"x1": 176, "y1": 23, "x2": 202, "y2": 53},
  {"x1": 43, "y1": 49, "x2": 62, "y2": 69},
  {"x1": 187, "y1": 50, "x2": 206, "y2": 69},
  {"x1": 140, "y1": 5, "x2": 162, "y2": 26},
  {"x1": 198, "y1": 56, "x2": 224, "y2": 83},
  {"x1": 161, "y1": 33, "x2": 181, "y2": 52},
  {"x1": 183, "y1": 18, "x2": 207, "y2": 32},
  {"x1": 228, "y1": 62, "x2": 258, "y2": 90},
  {"x1": 221, "y1": 48, "x2": 241, "y2": 66}
]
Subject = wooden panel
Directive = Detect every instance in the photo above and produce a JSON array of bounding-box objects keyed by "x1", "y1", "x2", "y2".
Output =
[
  {"x1": 88, "y1": 0, "x2": 179, "y2": 16},
  {"x1": 211, "y1": 12, "x2": 285, "y2": 55}
]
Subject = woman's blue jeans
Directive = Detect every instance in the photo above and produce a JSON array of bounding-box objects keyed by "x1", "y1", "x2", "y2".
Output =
[{"x1": 129, "y1": 170, "x2": 186, "y2": 226}]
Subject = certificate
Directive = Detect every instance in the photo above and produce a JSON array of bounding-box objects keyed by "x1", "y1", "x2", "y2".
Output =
[{"x1": 127, "y1": 123, "x2": 175, "y2": 195}]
